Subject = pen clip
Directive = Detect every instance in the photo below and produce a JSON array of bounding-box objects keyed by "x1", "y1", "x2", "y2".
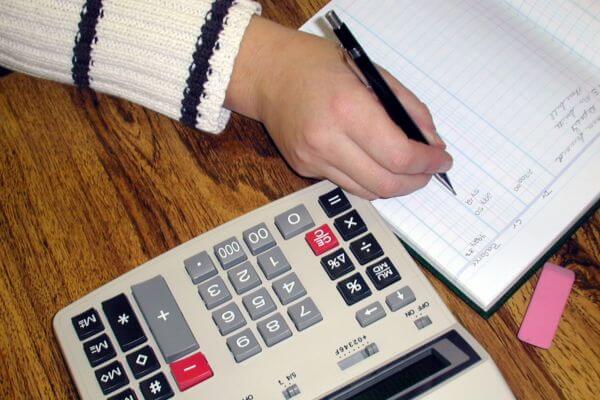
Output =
[{"x1": 340, "y1": 46, "x2": 371, "y2": 88}]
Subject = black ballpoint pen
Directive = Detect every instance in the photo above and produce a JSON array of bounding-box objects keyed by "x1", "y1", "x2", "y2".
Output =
[{"x1": 325, "y1": 10, "x2": 456, "y2": 195}]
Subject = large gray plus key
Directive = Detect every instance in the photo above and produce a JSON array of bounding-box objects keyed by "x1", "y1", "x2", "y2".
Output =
[{"x1": 132, "y1": 275, "x2": 199, "y2": 363}]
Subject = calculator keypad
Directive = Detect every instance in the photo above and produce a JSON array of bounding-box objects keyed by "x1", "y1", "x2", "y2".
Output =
[{"x1": 67, "y1": 185, "x2": 424, "y2": 398}]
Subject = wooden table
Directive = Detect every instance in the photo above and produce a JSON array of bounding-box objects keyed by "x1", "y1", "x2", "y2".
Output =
[{"x1": 0, "y1": 2, "x2": 598, "y2": 399}]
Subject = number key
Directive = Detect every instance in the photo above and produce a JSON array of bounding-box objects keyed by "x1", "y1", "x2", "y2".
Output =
[
  {"x1": 212, "y1": 302, "x2": 246, "y2": 335},
  {"x1": 287, "y1": 297, "x2": 323, "y2": 331},
  {"x1": 272, "y1": 273, "x2": 306, "y2": 305},
  {"x1": 242, "y1": 288, "x2": 277, "y2": 321},
  {"x1": 198, "y1": 276, "x2": 232, "y2": 309},
  {"x1": 243, "y1": 223, "x2": 276, "y2": 255},
  {"x1": 227, "y1": 261, "x2": 261, "y2": 294},
  {"x1": 226, "y1": 328, "x2": 262, "y2": 363},
  {"x1": 257, "y1": 313, "x2": 292, "y2": 347},
  {"x1": 214, "y1": 237, "x2": 246, "y2": 269}
]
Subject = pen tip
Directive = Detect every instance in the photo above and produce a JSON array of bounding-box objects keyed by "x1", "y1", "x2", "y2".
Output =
[{"x1": 434, "y1": 173, "x2": 457, "y2": 195}]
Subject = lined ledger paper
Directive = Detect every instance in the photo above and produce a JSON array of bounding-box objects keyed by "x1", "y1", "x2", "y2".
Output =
[{"x1": 302, "y1": 0, "x2": 600, "y2": 312}]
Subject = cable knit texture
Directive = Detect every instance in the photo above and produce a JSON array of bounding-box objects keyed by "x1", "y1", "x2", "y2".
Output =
[{"x1": 0, "y1": 0, "x2": 261, "y2": 133}]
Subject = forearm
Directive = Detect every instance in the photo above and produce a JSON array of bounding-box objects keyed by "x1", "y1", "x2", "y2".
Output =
[{"x1": 0, "y1": 0, "x2": 260, "y2": 133}]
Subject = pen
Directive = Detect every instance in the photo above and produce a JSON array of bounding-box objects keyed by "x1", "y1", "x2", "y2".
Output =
[{"x1": 325, "y1": 10, "x2": 456, "y2": 196}]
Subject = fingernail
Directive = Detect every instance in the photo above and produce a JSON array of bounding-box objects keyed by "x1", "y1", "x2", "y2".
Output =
[
  {"x1": 433, "y1": 130, "x2": 446, "y2": 148},
  {"x1": 439, "y1": 157, "x2": 453, "y2": 172}
]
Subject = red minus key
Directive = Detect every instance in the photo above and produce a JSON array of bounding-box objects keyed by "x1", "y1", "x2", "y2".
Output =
[
  {"x1": 305, "y1": 224, "x2": 339, "y2": 255},
  {"x1": 170, "y1": 352, "x2": 213, "y2": 391}
]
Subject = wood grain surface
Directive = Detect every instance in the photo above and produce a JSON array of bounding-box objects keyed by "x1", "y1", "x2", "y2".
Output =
[{"x1": 0, "y1": 1, "x2": 598, "y2": 399}]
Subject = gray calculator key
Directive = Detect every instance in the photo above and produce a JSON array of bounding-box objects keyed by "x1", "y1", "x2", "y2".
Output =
[
  {"x1": 257, "y1": 246, "x2": 291, "y2": 279},
  {"x1": 386, "y1": 286, "x2": 416, "y2": 311},
  {"x1": 243, "y1": 223, "x2": 276, "y2": 255},
  {"x1": 131, "y1": 276, "x2": 199, "y2": 363},
  {"x1": 272, "y1": 273, "x2": 306, "y2": 305},
  {"x1": 212, "y1": 302, "x2": 246, "y2": 336},
  {"x1": 288, "y1": 297, "x2": 322, "y2": 331},
  {"x1": 198, "y1": 276, "x2": 232, "y2": 309},
  {"x1": 242, "y1": 288, "x2": 277, "y2": 321},
  {"x1": 257, "y1": 313, "x2": 292, "y2": 347},
  {"x1": 356, "y1": 302, "x2": 386, "y2": 327},
  {"x1": 184, "y1": 251, "x2": 217, "y2": 284},
  {"x1": 227, "y1": 328, "x2": 262, "y2": 363},
  {"x1": 214, "y1": 237, "x2": 247, "y2": 269},
  {"x1": 274, "y1": 205, "x2": 315, "y2": 240},
  {"x1": 227, "y1": 261, "x2": 261, "y2": 294}
]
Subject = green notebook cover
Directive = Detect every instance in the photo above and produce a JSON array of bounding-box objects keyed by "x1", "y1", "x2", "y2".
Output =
[{"x1": 396, "y1": 199, "x2": 599, "y2": 319}]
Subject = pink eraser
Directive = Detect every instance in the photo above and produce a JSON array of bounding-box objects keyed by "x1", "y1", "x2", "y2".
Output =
[{"x1": 518, "y1": 262, "x2": 575, "y2": 349}]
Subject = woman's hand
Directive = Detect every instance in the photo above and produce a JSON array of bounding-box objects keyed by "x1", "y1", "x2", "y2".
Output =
[{"x1": 225, "y1": 17, "x2": 452, "y2": 199}]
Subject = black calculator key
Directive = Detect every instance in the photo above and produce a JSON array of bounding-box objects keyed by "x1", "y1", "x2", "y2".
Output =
[
  {"x1": 337, "y1": 273, "x2": 372, "y2": 305},
  {"x1": 321, "y1": 248, "x2": 355, "y2": 280},
  {"x1": 109, "y1": 388, "x2": 138, "y2": 400},
  {"x1": 83, "y1": 333, "x2": 116, "y2": 367},
  {"x1": 72, "y1": 308, "x2": 103, "y2": 340},
  {"x1": 334, "y1": 210, "x2": 367, "y2": 240},
  {"x1": 126, "y1": 345, "x2": 160, "y2": 379},
  {"x1": 95, "y1": 361, "x2": 129, "y2": 395},
  {"x1": 318, "y1": 187, "x2": 351, "y2": 217},
  {"x1": 102, "y1": 293, "x2": 147, "y2": 352},
  {"x1": 140, "y1": 372, "x2": 174, "y2": 400},
  {"x1": 366, "y1": 258, "x2": 401, "y2": 290},
  {"x1": 350, "y1": 233, "x2": 384, "y2": 265}
]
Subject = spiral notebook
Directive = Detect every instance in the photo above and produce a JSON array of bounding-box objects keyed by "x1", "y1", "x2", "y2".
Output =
[{"x1": 302, "y1": 0, "x2": 600, "y2": 316}]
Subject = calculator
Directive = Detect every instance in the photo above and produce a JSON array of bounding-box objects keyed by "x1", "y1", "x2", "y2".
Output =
[{"x1": 54, "y1": 181, "x2": 514, "y2": 399}]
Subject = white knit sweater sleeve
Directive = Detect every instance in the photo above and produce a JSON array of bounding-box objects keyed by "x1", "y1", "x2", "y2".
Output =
[{"x1": 0, "y1": 0, "x2": 261, "y2": 133}]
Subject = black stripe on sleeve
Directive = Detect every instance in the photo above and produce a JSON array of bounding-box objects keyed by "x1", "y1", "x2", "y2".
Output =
[
  {"x1": 72, "y1": 0, "x2": 103, "y2": 88},
  {"x1": 180, "y1": 0, "x2": 235, "y2": 127}
]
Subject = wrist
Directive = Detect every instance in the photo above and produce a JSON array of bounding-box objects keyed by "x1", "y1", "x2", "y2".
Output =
[{"x1": 225, "y1": 16, "x2": 295, "y2": 122}]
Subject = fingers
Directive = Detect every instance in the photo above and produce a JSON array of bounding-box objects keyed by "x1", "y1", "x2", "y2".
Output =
[
  {"x1": 377, "y1": 67, "x2": 446, "y2": 149},
  {"x1": 321, "y1": 166, "x2": 379, "y2": 200},
  {"x1": 345, "y1": 83, "x2": 453, "y2": 175},
  {"x1": 326, "y1": 136, "x2": 433, "y2": 198}
]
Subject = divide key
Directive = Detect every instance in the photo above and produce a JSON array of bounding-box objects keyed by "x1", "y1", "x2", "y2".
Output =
[{"x1": 132, "y1": 275, "x2": 199, "y2": 363}]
